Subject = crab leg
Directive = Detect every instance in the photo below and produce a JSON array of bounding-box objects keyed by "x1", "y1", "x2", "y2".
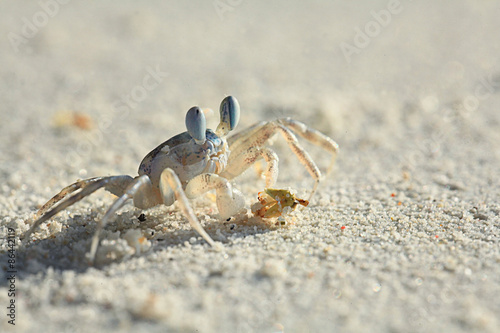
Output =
[
  {"x1": 228, "y1": 121, "x2": 322, "y2": 200},
  {"x1": 228, "y1": 118, "x2": 339, "y2": 200},
  {"x1": 278, "y1": 118, "x2": 339, "y2": 174},
  {"x1": 159, "y1": 168, "x2": 218, "y2": 248},
  {"x1": 221, "y1": 146, "x2": 279, "y2": 188},
  {"x1": 227, "y1": 120, "x2": 266, "y2": 146},
  {"x1": 227, "y1": 122, "x2": 276, "y2": 157},
  {"x1": 23, "y1": 175, "x2": 134, "y2": 241},
  {"x1": 275, "y1": 124, "x2": 322, "y2": 199},
  {"x1": 88, "y1": 175, "x2": 151, "y2": 263},
  {"x1": 32, "y1": 177, "x2": 102, "y2": 220},
  {"x1": 230, "y1": 118, "x2": 339, "y2": 173}
]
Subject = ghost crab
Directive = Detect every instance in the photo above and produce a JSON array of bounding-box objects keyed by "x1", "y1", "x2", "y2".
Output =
[{"x1": 23, "y1": 96, "x2": 339, "y2": 264}]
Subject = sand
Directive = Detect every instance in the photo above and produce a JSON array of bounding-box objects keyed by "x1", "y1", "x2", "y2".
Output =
[{"x1": 0, "y1": 1, "x2": 499, "y2": 332}]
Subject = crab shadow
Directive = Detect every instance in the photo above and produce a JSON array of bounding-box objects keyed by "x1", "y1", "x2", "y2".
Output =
[{"x1": 0, "y1": 209, "x2": 275, "y2": 283}]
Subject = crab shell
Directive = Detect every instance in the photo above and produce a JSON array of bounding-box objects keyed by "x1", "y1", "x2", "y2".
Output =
[{"x1": 138, "y1": 129, "x2": 229, "y2": 204}]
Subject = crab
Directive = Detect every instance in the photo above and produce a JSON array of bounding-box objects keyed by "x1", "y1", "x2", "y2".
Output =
[
  {"x1": 22, "y1": 96, "x2": 339, "y2": 264},
  {"x1": 252, "y1": 188, "x2": 309, "y2": 219}
]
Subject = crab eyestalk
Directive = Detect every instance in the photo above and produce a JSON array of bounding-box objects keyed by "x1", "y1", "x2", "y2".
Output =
[
  {"x1": 185, "y1": 106, "x2": 207, "y2": 145},
  {"x1": 216, "y1": 96, "x2": 240, "y2": 136}
]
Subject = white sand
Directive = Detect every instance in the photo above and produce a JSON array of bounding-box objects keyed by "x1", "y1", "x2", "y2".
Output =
[{"x1": 1, "y1": 1, "x2": 499, "y2": 332}]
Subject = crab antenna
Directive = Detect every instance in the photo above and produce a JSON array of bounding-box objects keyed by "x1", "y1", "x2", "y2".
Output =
[
  {"x1": 185, "y1": 106, "x2": 207, "y2": 144},
  {"x1": 216, "y1": 96, "x2": 240, "y2": 136}
]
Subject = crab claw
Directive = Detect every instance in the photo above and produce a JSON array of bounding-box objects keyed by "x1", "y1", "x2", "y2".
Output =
[{"x1": 217, "y1": 186, "x2": 245, "y2": 220}]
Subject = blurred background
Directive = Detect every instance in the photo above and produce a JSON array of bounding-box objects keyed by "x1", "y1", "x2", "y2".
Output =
[{"x1": 1, "y1": 0, "x2": 498, "y2": 185}]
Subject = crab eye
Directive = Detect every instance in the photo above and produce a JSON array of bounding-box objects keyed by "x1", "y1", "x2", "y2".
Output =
[
  {"x1": 185, "y1": 106, "x2": 206, "y2": 144},
  {"x1": 219, "y1": 96, "x2": 240, "y2": 131}
]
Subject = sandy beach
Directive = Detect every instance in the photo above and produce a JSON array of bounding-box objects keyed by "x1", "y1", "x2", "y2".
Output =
[{"x1": 0, "y1": 1, "x2": 499, "y2": 332}]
